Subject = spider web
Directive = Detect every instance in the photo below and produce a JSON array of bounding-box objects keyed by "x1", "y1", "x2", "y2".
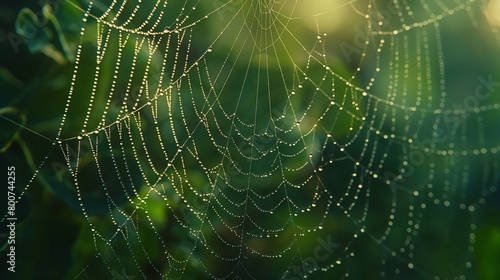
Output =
[{"x1": 9, "y1": 0, "x2": 500, "y2": 279}]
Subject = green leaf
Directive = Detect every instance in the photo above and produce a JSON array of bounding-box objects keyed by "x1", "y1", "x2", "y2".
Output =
[
  {"x1": 0, "y1": 107, "x2": 25, "y2": 153},
  {"x1": 475, "y1": 226, "x2": 500, "y2": 280},
  {"x1": 15, "y1": 8, "x2": 52, "y2": 53},
  {"x1": 15, "y1": 7, "x2": 73, "y2": 64}
]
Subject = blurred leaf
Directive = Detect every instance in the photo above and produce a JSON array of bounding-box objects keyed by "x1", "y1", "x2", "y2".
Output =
[
  {"x1": 15, "y1": 8, "x2": 52, "y2": 53},
  {"x1": 0, "y1": 67, "x2": 25, "y2": 89},
  {"x1": 0, "y1": 107, "x2": 25, "y2": 152},
  {"x1": 475, "y1": 226, "x2": 500, "y2": 280},
  {"x1": 43, "y1": 174, "x2": 111, "y2": 216},
  {"x1": 15, "y1": 6, "x2": 73, "y2": 64}
]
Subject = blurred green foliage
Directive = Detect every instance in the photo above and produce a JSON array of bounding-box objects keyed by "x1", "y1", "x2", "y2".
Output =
[{"x1": 0, "y1": 0, "x2": 500, "y2": 280}]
